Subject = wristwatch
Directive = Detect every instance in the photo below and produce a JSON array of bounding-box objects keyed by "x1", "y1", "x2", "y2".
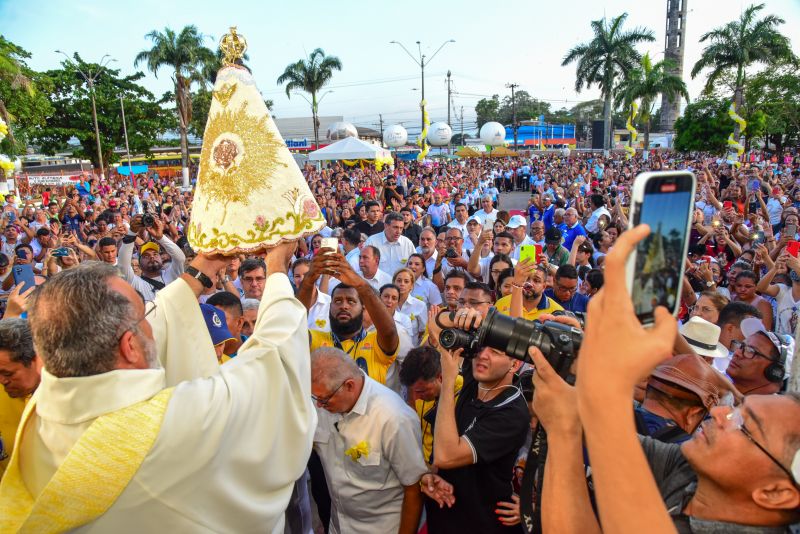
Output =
[
  {"x1": 706, "y1": 280, "x2": 715, "y2": 288},
  {"x1": 186, "y1": 266, "x2": 214, "y2": 289}
]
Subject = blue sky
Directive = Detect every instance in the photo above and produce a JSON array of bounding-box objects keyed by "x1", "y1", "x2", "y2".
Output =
[{"x1": 2, "y1": 0, "x2": 799, "y2": 136}]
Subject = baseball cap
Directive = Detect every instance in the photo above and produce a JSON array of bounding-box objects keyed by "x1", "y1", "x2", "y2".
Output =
[
  {"x1": 108, "y1": 199, "x2": 118, "y2": 208},
  {"x1": 140, "y1": 242, "x2": 161, "y2": 255},
  {"x1": 545, "y1": 227, "x2": 563, "y2": 245},
  {"x1": 467, "y1": 215, "x2": 483, "y2": 225},
  {"x1": 740, "y1": 317, "x2": 783, "y2": 357},
  {"x1": 648, "y1": 353, "x2": 738, "y2": 411},
  {"x1": 506, "y1": 215, "x2": 527, "y2": 229},
  {"x1": 200, "y1": 304, "x2": 235, "y2": 347}
]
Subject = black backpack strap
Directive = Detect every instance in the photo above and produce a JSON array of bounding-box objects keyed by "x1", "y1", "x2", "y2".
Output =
[{"x1": 141, "y1": 276, "x2": 166, "y2": 292}]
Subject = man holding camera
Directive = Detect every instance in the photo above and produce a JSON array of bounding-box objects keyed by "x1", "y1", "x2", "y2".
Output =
[
  {"x1": 428, "y1": 308, "x2": 530, "y2": 533},
  {"x1": 118, "y1": 215, "x2": 186, "y2": 302}
]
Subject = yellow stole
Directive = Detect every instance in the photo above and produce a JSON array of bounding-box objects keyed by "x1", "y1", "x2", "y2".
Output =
[{"x1": 0, "y1": 387, "x2": 173, "y2": 533}]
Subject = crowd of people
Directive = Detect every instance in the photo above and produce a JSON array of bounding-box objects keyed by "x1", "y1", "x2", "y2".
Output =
[{"x1": 1, "y1": 148, "x2": 800, "y2": 533}]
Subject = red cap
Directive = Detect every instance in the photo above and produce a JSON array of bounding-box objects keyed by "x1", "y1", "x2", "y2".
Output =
[{"x1": 591, "y1": 181, "x2": 599, "y2": 187}]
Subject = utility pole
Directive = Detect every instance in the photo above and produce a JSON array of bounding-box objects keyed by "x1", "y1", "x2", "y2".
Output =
[
  {"x1": 506, "y1": 83, "x2": 519, "y2": 150},
  {"x1": 390, "y1": 39, "x2": 455, "y2": 141},
  {"x1": 379, "y1": 114, "x2": 384, "y2": 140},
  {"x1": 119, "y1": 95, "x2": 134, "y2": 186},
  {"x1": 447, "y1": 70, "x2": 452, "y2": 154},
  {"x1": 459, "y1": 106, "x2": 464, "y2": 146}
]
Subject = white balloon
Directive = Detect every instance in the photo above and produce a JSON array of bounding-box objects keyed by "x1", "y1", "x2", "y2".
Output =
[
  {"x1": 480, "y1": 122, "x2": 507, "y2": 146},
  {"x1": 327, "y1": 121, "x2": 358, "y2": 140},
  {"x1": 13, "y1": 158, "x2": 22, "y2": 172},
  {"x1": 561, "y1": 147, "x2": 571, "y2": 157},
  {"x1": 427, "y1": 122, "x2": 453, "y2": 146},
  {"x1": 383, "y1": 124, "x2": 408, "y2": 147}
]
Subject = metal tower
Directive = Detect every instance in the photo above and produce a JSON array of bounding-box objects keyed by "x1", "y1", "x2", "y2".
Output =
[{"x1": 659, "y1": 0, "x2": 687, "y2": 131}]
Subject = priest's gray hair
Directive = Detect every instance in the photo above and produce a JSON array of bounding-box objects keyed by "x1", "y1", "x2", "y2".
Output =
[
  {"x1": 28, "y1": 262, "x2": 139, "y2": 378},
  {"x1": 310, "y1": 347, "x2": 360, "y2": 390}
]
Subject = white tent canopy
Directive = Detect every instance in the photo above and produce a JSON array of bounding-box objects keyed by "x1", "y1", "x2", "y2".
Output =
[{"x1": 308, "y1": 136, "x2": 391, "y2": 161}]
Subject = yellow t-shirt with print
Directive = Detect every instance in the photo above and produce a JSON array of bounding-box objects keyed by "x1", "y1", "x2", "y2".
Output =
[
  {"x1": 309, "y1": 329, "x2": 397, "y2": 385},
  {"x1": 414, "y1": 374, "x2": 464, "y2": 465},
  {"x1": 494, "y1": 293, "x2": 563, "y2": 322}
]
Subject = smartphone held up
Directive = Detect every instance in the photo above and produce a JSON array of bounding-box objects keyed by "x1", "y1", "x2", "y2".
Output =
[{"x1": 625, "y1": 171, "x2": 696, "y2": 325}]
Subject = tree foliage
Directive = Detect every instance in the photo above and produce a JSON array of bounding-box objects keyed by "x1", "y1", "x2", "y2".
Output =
[
  {"x1": 562, "y1": 13, "x2": 655, "y2": 149},
  {"x1": 0, "y1": 36, "x2": 53, "y2": 156},
  {"x1": 615, "y1": 53, "x2": 689, "y2": 148},
  {"x1": 691, "y1": 3, "x2": 796, "y2": 95},
  {"x1": 32, "y1": 55, "x2": 175, "y2": 166},
  {"x1": 674, "y1": 98, "x2": 731, "y2": 153},
  {"x1": 745, "y1": 64, "x2": 800, "y2": 152}
]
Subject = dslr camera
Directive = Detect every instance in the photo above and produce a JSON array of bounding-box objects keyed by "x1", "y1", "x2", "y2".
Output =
[
  {"x1": 439, "y1": 307, "x2": 582, "y2": 381},
  {"x1": 142, "y1": 212, "x2": 156, "y2": 228}
]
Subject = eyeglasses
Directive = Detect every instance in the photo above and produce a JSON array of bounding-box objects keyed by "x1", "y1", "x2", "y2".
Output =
[
  {"x1": 243, "y1": 276, "x2": 267, "y2": 284},
  {"x1": 117, "y1": 301, "x2": 157, "y2": 342},
  {"x1": 730, "y1": 340, "x2": 774, "y2": 361},
  {"x1": 555, "y1": 282, "x2": 578, "y2": 294},
  {"x1": 458, "y1": 299, "x2": 492, "y2": 307},
  {"x1": 311, "y1": 380, "x2": 347, "y2": 406},
  {"x1": 727, "y1": 408, "x2": 799, "y2": 487},
  {"x1": 445, "y1": 236, "x2": 463, "y2": 242}
]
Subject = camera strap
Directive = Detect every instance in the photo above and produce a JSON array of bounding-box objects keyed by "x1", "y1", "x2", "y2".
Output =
[{"x1": 519, "y1": 424, "x2": 547, "y2": 534}]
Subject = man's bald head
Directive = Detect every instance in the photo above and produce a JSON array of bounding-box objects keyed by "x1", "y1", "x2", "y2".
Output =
[{"x1": 310, "y1": 347, "x2": 364, "y2": 414}]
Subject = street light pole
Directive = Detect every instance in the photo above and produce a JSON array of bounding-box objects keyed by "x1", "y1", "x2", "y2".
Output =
[
  {"x1": 506, "y1": 83, "x2": 519, "y2": 150},
  {"x1": 390, "y1": 39, "x2": 455, "y2": 144},
  {"x1": 55, "y1": 51, "x2": 115, "y2": 182}
]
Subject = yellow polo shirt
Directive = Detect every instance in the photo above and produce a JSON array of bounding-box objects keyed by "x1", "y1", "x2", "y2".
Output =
[
  {"x1": 309, "y1": 329, "x2": 397, "y2": 385},
  {"x1": 494, "y1": 294, "x2": 563, "y2": 322}
]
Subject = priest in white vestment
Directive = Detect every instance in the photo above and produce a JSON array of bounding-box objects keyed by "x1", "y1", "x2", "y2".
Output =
[{"x1": 0, "y1": 243, "x2": 315, "y2": 533}]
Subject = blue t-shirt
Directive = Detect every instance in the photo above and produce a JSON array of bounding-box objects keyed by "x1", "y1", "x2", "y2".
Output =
[
  {"x1": 544, "y1": 287, "x2": 589, "y2": 313},
  {"x1": 542, "y1": 205, "x2": 555, "y2": 230},
  {"x1": 561, "y1": 223, "x2": 588, "y2": 251},
  {"x1": 528, "y1": 205, "x2": 542, "y2": 223}
]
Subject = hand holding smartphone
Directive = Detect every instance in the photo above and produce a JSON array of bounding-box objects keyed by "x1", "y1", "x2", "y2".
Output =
[
  {"x1": 519, "y1": 245, "x2": 537, "y2": 265},
  {"x1": 625, "y1": 171, "x2": 696, "y2": 325},
  {"x1": 319, "y1": 237, "x2": 339, "y2": 254}
]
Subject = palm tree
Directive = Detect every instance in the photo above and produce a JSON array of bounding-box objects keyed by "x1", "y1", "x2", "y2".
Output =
[
  {"x1": 691, "y1": 3, "x2": 796, "y2": 151},
  {"x1": 135, "y1": 25, "x2": 216, "y2": 188},
  {"x1": 562, "y1": 13, "x2": 654, "y2": 152},
  {"x1": 277, "y1": 49, "x2": 342, "y2": 149},
  {"x1": 616, "y1": 53, "x2": 689, "y2": 156}
]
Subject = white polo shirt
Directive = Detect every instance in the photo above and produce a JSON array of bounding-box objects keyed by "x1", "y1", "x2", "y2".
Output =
[
  {"x1": 314, "y1": 375, "x2": 428, "y2": 534},
  {"x1": 365, "y1": 232, "x2": 416, "y2": 277},
  {"x1": 308, "y1": 290, "x2": 331, "y2": 332},
  {"x1": 411, "y1": 277, "x2": 442, "y2": 307},
  {"x1": 398, "y1": 296, "x2": 428, "y2": 343}
]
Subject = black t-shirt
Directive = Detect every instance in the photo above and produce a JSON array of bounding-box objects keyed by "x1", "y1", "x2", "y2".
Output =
[
  {"x1": 403, "y1": 224, "x2": 422, "y2": 247},
  {"x1": 354, "y1": 220, "x2": 384, "y2": 237},
  {"x1": 427, "y1": 377, "x2": 530, "y2": 534}
]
